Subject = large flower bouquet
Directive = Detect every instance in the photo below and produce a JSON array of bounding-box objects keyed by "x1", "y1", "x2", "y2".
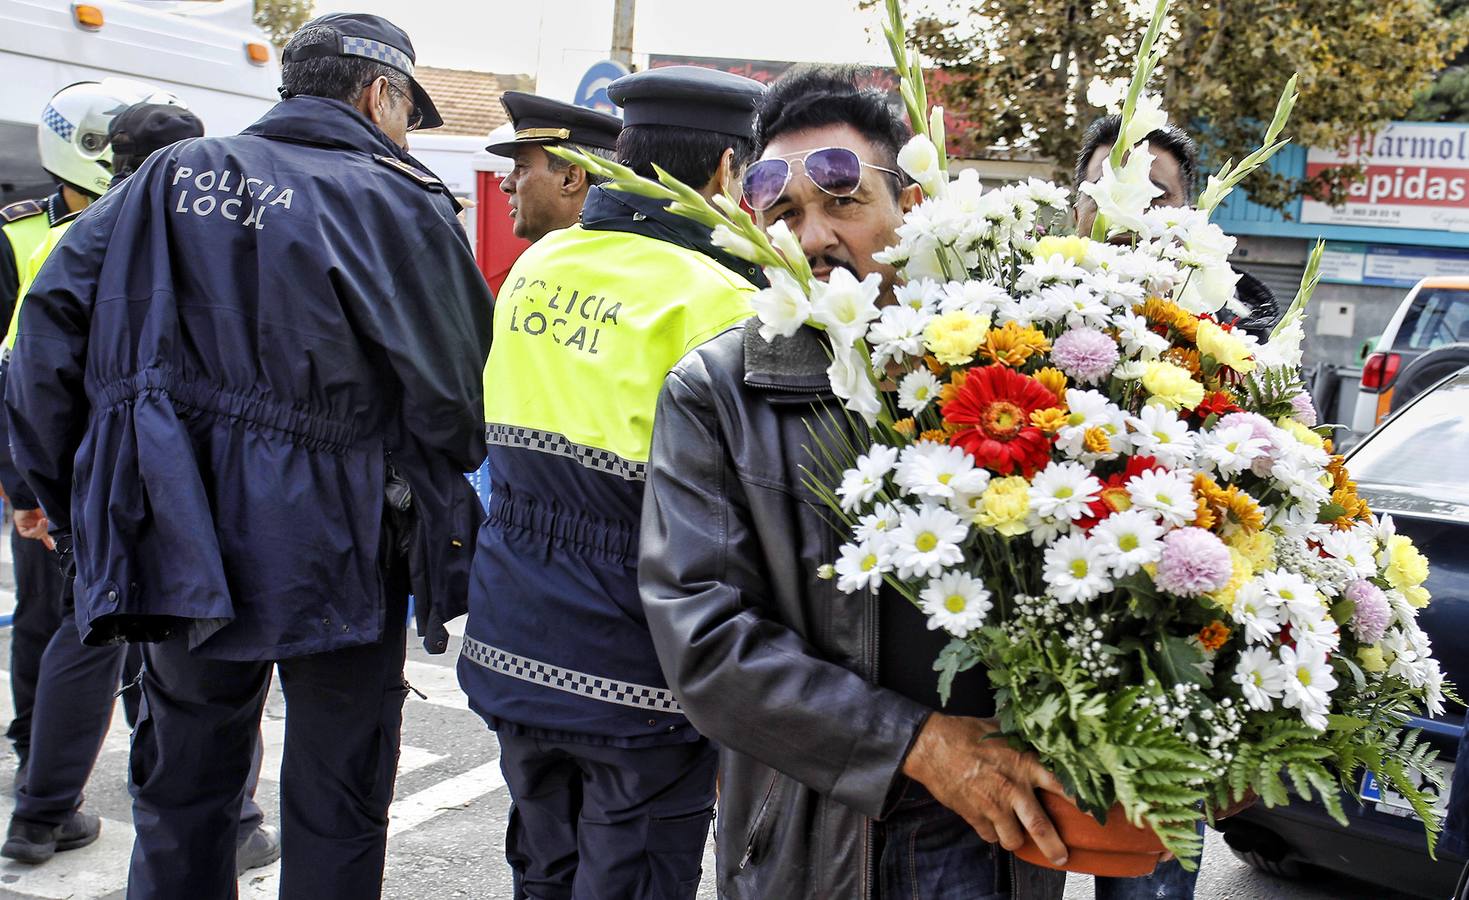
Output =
[{"x1": 558, "y1": 0, "x2": 1452, "y2": 871}]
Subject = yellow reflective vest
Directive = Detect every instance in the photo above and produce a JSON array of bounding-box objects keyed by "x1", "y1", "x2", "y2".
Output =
[
  {"x1": 8, "y1": 220, "x2": 72, "y2": 349},
  {"x1": 483, "y1": 224, "x2": 754, "y2": 470}
]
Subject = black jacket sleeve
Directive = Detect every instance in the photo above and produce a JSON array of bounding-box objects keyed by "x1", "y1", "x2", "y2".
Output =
[{"x1": 639, "y1": 361, "x2": 931, "y2": 818}]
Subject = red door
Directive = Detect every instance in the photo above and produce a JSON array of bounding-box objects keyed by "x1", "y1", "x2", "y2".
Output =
[{"x1": 475, "y1": 170, "x2": 532, "y2": 295}]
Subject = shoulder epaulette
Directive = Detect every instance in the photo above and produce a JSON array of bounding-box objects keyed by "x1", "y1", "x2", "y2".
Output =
[
  {"x1": 0, "y1": 199, "x2": 44, "y2": 224},
  {"x1": 373, "y1": 154, "x2": 445, "y2": 192}
]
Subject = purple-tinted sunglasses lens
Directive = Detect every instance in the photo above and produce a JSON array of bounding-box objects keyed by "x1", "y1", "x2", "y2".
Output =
[
  {"x1": 804, "y1": 147, "x2": 862, "y2": 196},
  {"x1": 743, "y1": 159, "x2": 791, "y2": 211}
]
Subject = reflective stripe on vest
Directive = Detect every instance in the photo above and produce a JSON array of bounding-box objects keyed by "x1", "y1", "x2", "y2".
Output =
[
  {"x1": 482, "y1": 225, "x2": 753, "y2": 474},
  {"x1": 6, "y1": 221, "x2": 70, "y2": 349}
]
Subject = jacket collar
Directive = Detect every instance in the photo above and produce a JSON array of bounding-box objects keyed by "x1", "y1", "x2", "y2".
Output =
[
  {"x1": 243, "y1": 96, "x2": 416, "y2": 164},
  {"x1": 581, "y1": 186, "x2": 765, "y2": 286},
  {"x1": 742, "y1": 320, "x2": 833, "y2": 395},
  {"x1": 44, "y1": 187, "x2": 70, "y2": 227}
]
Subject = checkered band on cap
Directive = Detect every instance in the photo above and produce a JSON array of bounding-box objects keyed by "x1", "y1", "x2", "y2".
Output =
[
  {"x1": 341, "y1": 36, "x2": 413, "y2": 76},
  {"x1": 42, "y1": 104, "x2": 75, "y2": 141}
]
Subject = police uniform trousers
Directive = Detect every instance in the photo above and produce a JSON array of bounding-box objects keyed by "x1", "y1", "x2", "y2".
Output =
[
  {"x1": 6, "y1": 529, "x2": 64, "y2": 769},
  {"x1": 497, "y1": 733, "x2": 717, "y2": 900},
  {"x1": 126, "y1": 584, "x2": 409, "y2": 900}
]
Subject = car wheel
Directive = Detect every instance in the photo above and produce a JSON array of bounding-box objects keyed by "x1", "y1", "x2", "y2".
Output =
[
  {"x1": 1389, "y1": 343, "x2": 1469, "y2": 414},
  {"x1": 1229, "y1": 846, "x2": 1305, "y2": 879}
]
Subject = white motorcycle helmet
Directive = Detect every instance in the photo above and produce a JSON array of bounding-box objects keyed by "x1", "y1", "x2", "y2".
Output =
[{"x1": 38, "y1": 79, "x2": 187, "y2": 196}]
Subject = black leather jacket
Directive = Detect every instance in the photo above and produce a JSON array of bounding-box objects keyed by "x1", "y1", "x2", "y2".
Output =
[{"x1": 640, "y1": 320, "x2": 933, "y2": 899}]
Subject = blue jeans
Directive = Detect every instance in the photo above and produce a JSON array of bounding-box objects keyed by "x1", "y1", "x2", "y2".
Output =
[
  {"x1": 877, "y1": 781, "x2": 1066, "y2": 899},
  {"x1": 1095, "y1": 857, "x2": 1198, "y2": 899}
]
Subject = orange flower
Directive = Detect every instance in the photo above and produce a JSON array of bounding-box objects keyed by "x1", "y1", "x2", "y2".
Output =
[
  {"x1": 924, "y1": 354, "x2": 947, "y2": 377},
  {"x1": 981, "y1": 322, "x2": 1052, "y2": 367},
  {"x1": 1033, "y1": 366, "x2": 1069, "y2": 402},
  {"x1": 938, "y1": 369, "x2": 969, "y2": 407},
  {"x1": 1138, "y1": 297, "x2": 1200, "y2": 343},
  {"x1": 920, "y1": 428, "x2": 949, "y2": 444},
  {"x1": 1193, "y1": 472, "x2": 1264, "y2": 534},
  {"x1": 1198, "y1": 620, "x2": 1231, "y2": 652},
  {"x1": 893, "y1": 417, "x2": 917, "y2": 437},
  {"x1": 1163, "y1": 346, "x2": 1203, "y2": 379},
  {"x1": 1083, "y1": 426, "x2": 1112, "y2": 455}
]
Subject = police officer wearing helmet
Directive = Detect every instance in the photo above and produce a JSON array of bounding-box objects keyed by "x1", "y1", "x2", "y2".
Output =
[
  {"x1": 6, "y1": 12, "x2": 491, "y2": 899},
  {"x1": 0, "y1": 79, "x2": 175, "y2": 787},
  {"x1": 456, "y1": 65, "x2": 763, "y2": 898},
  {"x1": 488, "y1": 92, "x2": 621, "y2": 243}
]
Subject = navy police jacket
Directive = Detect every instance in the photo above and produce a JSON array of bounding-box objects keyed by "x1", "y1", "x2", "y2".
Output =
[
  {"x1": 5, "y1": 97, "x2": 493, "y2": 660},
  {"x1": 456, "y1": 187, "x2": 754, "y2": 746}
]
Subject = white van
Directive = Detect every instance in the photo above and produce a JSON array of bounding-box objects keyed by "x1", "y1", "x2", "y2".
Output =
[{"x1": 0, "y1": 0, "x2": 279, "y2": 204}]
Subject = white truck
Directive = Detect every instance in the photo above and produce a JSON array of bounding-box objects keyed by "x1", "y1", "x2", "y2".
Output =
[{"x1": 0, "y1": 0, "x2": 279, "y2": 205}]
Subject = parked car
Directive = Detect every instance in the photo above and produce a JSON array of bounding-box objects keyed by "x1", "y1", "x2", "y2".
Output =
[
  {"x1": 1221, "y1": 367, "x2": 1469, "y2": 898},
  {"x1": 1351, "y1": 278, "x2": 1469, "y2": 434}
]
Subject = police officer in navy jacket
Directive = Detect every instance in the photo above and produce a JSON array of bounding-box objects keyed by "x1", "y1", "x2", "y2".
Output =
[{"x1": 4, "y1": 13, "x2": 491, "y2": 899}]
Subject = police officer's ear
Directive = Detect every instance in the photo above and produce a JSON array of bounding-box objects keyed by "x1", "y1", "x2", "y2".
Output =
[
  {"x1": 559, "y1": 162, "x2": 590, "y2": 196},
  {"x1": 709, "y1": 147, "x2": 738, "y2": 203}
]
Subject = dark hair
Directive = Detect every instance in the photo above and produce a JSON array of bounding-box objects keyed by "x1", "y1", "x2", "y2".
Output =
[
  {"x1": 616, "y1": 125, "x2": 755, "y2": 189},
  {"x1": 280, "y1": 24, "x2": 411, "y2": 106},
  {"x1": 1074, "y1": 115, "x2": 1199, "y2": 199},
  {"x1": 546, "y1": 144, "x2": 616, "y2": 186},
  {"x1": 755, "y1": 64, "x2": 912, "y2": 195}
]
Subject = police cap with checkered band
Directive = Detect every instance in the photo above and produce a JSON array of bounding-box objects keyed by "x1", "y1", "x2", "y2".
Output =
[{"x1": 280, "y1": 13, "x2": 443, "y2": 130}]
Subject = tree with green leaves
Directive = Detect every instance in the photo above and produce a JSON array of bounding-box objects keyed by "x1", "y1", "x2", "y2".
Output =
[
  {"x1": 870, "y1": 0, "x2": 1469, "y2": 209},
  {"x1": 254, "y1": 0, "x2": 315, "y2": 49},
  {"x1": 1410, "y1": 0, "x2": 1469, "y2": 122}
]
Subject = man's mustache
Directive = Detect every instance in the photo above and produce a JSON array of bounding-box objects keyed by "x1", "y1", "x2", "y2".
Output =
[{"x1": 809, "y1": 255, "x2": 860, "y2": 278}]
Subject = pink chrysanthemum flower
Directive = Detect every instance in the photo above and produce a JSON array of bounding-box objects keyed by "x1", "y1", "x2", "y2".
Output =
[
  {"x1": 1154, "y1": 527, "x2": 1233, "y2": 597},
  {"x1": 1346, "y1": 579, "x2": 1391, "y2": 644},
  {"x1": 1051, "y1": 328, "x2": 1119, "y2": 386},
  {"x1": 1289, "y1": 392, "x2": 1319, "y2": 427}
]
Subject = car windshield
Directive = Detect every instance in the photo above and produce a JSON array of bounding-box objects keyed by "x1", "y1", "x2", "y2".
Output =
[
  {"x1": 1350, "y1": 371, "x2": 1469, "y2": 516},
  {"x1": 1395, "y1": 287, "x2": 1469, "y2": 350}
]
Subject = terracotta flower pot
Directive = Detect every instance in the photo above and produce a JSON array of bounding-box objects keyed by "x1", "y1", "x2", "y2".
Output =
[{"x1": 1013, "y1": 792, "x2": 1168, "y2": 878}]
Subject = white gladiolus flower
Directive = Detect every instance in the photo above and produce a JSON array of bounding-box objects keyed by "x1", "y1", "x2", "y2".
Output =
[
  {"x1": 897, "y1": 134, "x2": 945, "y2": 196},
  {"x1": 1042, "y1": 533, "x2": 1113, "y2": 604},
  {"x1": 749, "y1": 268, "x2": 813, "y2": 342},
  {"x1": 827, "y1": 340, "x2": 883, "y2": 425},
  {"x1": 1086, "y1": 76, "x2": 1127, "y2": 111},
  {"x1": 919, "y1": 570, "x2": 993, "y2": 637},
  {"x1": 810, "y1": 267, "x2": 882, "y2": 346},
  {"x1": 1077, "y1": 142, "x2": 1164, "y2": 237},
  {"x1": 1234, "y1": 646, "x2": 1286, "y2": 711},
  {"x1": 890, "y1": 505, "x2": 969, "y2": 580},
  {"x1": 1028, "y1": 461, "x2": 1104, "y2": 522},
  {"x1": 766, "y1": 219, "x2": 805, "y2": 268},
  {"x1": 1278, "y1": 644, "x2": 1337, "y2": 731},
  {"x1": 1173, "y1": 261, "x2": 1241, "y2": 315},
  {"x1": 1090, "y1": 510, "x2": 1165, "y2": 577},
  {"x1": 711, "y1": 224, "x2": 762, "y2": 262},
  {"x1": 1121, "y1": 93, "x2": 1169, "y2": 150},
  {"x1": 1256, "y1": 317, "x2": 1305, "y2": 370},
  {"x1": 834, "y1": 539, "x2": 890, "y2": 594},
  {"x1": 1125, "y1": 467, "x2": 1196, "y2": 527},
  {"x1": 897, "y1": 369, "x2": 943, "y2": 414},
  {"x1": 836, "y1": 446, "x2": 899, "y2": 513}
]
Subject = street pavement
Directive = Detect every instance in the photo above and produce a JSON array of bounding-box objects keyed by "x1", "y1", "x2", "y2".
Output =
[{"x1": 0, "y1": 571, "x2": 1423, "y2": 899}]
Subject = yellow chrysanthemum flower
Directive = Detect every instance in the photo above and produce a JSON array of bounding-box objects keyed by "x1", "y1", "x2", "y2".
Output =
[
  {"x1": 1033, "y1": 366, "x2": 1069, "y2": 402},
  {"x1": 1142, "y1": 360, "x2": 1205, "y2": 411},
  {"x1": 1033, "y1": 234, "x2": 1092, "y2": 265},
  {"x1": 981, "y1": 321, "x2": 1052, "y2": 367},
  {"x1": 924, "y1": 310, "x2": 991, "y2": 366},
  {"x1": 1195, "y1": 319, "x2": 1256, "y2": 374},
  {"x1": 1030, "y1": 407, "x2": 1068, "y2": 434},
  {"x1": 974, "y1": 476, "x2": 1030, "y2": 536}
]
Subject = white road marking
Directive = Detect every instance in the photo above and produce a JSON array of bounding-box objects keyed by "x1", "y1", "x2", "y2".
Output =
[
  {"x1": 403, "y1": 658, "x2": 470, "y2": 711},
  {"x1": 388, "y1": 759, "x2": 506, "y2": 838}
]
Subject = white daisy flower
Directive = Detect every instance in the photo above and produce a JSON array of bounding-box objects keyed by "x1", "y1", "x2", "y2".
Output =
[
  {"x1": 919, "y1": 570, "x2": 993, "y2": 637},
  {"x1": 1230, "y1": 578, "x2": 1284, "y2": 644},
  {"x1": 1233, "y1": 646, "x2": 1286, "y2": 711},
  {"x1": 1258, "y1": 569, "x2": 1327, "y2": 628},
  {"x1": 1028, "y1": 460, "x2": 1104, "y2": 522},
  {"x1": 1195, "y1": 423, "x2": 1269, "y2": 479},
  {"x1": 1024, "y1": 177, "x2": 1071, "y2": 210},
  {"x1": 897, "y1": 369, "x2": 943, "y2": 414},
  {"x1": 1126, "y1": 404, "x2": 1195, "y2": 468},
  {"x1": 1277, "y1": 644, "x2": 1337, "y2": 731},
  {"x1": 1056, "y1": 389, "x2": 1129, "y2": 459},
  {"x1": 855, "y1": 502, "x2": 904, "y2": 543},
  {"x1": 894, "y1": 443, "x2": 989, "y2": 502},
  {"x1": 891, "y1": 505, "x2": 969, "y2": 580},
  {"x1": 1291, "y1": 613, "x2": 1342, "y2": 657},
  {"x1": 1320, "y1": 529, "x2": 1378, "y2": 580},
  {"x1": 1042, "y1": 533, "x2": 1113, "y2": 604},
  {"x1": 1083, "y1": 271, "x2": 1146, "y2": 309},
  {"x1": 894, "y1": 278, "x2": 943, "y2": 311},
  {"x1": 869, "y1": 305, "x2": 930, "y2": 370},
  {"x1": 1113, "y1": 311, "x2": 1171, "y2": 360},
  {"x1": 834, "y1": 539, "x2": 889, "y2": 594},
  {"x1": 1016, "y1": 254, "x2": 1087, "y2": 293},
  {"x1": 1125, "y1": 467, "x2": 1196, "y2": 527},
  {"x1": 939, "y1": 279, "x2": 1011, "y2": 316},
  {"x1": 1424, "y1": 659, "x2": 1447, "y2": 717},
  {"x1": 836, "y1": 446, "x2": 899, "y2": 513},
  {"x1": 1042, "y1": 283, "x2": 1112, "y2": 330},
  {"x1": 1090, "y1": 509, "x2": 1165, "y2": 576}
]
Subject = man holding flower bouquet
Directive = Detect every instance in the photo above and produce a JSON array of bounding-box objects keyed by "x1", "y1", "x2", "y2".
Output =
[{"x1": 640, "y1": 65, "x2": 1071, "y2": 900}]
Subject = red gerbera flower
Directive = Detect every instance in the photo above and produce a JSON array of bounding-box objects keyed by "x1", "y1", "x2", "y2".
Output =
[
  {"x1": 1191, "y1": 390, "x2": 1241, "y2": 420},
  {"x1": 1077, "y1": 455, "x2": 1165, "y2": 530},
  {"x1": 942, "y1": 365, "x2": 1058, "y2": 477}
]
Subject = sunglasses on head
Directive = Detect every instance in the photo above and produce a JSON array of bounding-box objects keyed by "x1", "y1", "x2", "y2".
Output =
[{"x1": 742, "y1": 146, "x2": 903, "y2": 212}]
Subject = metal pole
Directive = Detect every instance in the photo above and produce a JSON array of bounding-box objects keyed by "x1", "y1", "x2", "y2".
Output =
[{"x1": 612, "y1": 0, "x2": 635, "y2": 68}]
